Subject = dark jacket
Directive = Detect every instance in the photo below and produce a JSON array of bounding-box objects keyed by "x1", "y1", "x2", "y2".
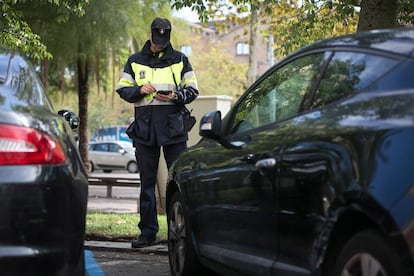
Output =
[{"x1": 117, "y1": 41, "x2": 198, "y2": 146}]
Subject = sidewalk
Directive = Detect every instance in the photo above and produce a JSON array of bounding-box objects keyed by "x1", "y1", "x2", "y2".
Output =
[
  {"x1": 86, "y1": 185, "x2": 168, "y2": 254},
  {"x1": 84, "y1": 240, "x2": 168, "y2": 255}
]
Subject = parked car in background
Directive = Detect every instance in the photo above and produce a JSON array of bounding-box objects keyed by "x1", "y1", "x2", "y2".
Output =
[
  {"x1": 88, "y1": 140, "x2": 138, "y2": 173},
  {"x1": 166, "y1": 28, "x2": 414, "y2": 276},
  {"x1": 91, "y1": 125, "x2": 132, "y2": 143},
  {"x1": 0, "y1": 51, "x2": 88, "y2": 275}
]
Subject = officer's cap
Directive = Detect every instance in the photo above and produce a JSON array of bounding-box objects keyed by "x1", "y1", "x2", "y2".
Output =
[{"x1": 151, "y1": 17, "x2": 171, "y2": 46}]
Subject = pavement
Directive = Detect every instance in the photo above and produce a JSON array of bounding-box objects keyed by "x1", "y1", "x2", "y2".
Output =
[
  {"x1": 86, "y1": 184, "x2": 168, "y2": 255},
  {"x1": 84, "y1": 240, "x2": 168, "y2": 255}
]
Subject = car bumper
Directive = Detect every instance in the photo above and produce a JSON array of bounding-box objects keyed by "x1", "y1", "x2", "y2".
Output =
[{"x1": 0, "y1": 165, "x2": 88, "y2": 275}]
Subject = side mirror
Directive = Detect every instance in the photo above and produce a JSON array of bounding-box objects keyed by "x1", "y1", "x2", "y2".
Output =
[
  {"x1": 58, "y1": 109, "x2": 80, "y2": 130},
  {"x1": 199, "y1": 110, "x2": 221, "y2": 140}
]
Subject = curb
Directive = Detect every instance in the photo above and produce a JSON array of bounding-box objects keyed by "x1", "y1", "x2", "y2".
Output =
[{"x1": 84, "y1": 240, "x2": 168, "y2": 255}]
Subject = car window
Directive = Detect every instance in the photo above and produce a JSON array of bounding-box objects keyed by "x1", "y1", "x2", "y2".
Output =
[
  {"x1": 94, "y1": 143, "x2": 108, "y2": 152},
  {"x1": 310, "y1": 51, "x2": 399, "y2": 109},
  {"x1": 108, "y1": 143, "x2": 121, "y2": 152},
  {"x1": 230, "y1": 53, "x2": 329, "y2": 134}
]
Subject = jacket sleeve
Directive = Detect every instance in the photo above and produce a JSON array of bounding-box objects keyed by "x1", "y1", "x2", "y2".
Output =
[
  {"x1": 116, "y1": 57, "x2": 145, "y2": 103},
  {"x1": 174, "y1": 55, "x2": 199, "y2": 105}
]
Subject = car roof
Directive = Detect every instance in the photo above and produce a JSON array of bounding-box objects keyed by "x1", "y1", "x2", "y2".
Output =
[{"x1": 298, "y1": 28, "x2": 414, "y2": 57}]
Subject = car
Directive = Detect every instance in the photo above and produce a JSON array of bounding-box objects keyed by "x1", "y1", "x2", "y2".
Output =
[
  {"x1": 88, "y1": 140, "x2": 138, "y2": 173},
  {"x1": 0, "y1": 51, "x2": 88, "y2": 275},
  {"x1": 166, "y1": 28, "x2": 414, "y2": 276}
]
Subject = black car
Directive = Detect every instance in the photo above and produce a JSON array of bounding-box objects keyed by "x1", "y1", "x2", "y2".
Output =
[
  {"x1": 166, "y1": 28, "x2": 414, "y2": 276},
  {"x1": 0, "y1": 51, "x2": 88, "y2": 275}
]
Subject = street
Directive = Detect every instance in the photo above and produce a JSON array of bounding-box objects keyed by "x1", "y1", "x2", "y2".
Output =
[
  {"x1": 88, "y1": 172, "x2": 140, "y2": 213},
  {"x1": 87, "y1": 250, "x2": 170, "y2": 276}
]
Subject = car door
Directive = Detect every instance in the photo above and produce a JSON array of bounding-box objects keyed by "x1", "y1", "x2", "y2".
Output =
[
  {"x1": 107, "y1": 142, "x2": 125, "y2": 168},
  {"x1": 189, "y1": 53, "x2": 330, "y2": 275},
  {"x1": 274, "y1": 50, "x2": 401, "y2": 274},
  {"x1": 91, "y1": 142, "x2": 110, "y2": 167}
]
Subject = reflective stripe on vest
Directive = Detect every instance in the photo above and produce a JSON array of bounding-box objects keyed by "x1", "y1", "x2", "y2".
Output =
[{"x1": 130, "y1": 62, "x2": 184, "y2": 107}]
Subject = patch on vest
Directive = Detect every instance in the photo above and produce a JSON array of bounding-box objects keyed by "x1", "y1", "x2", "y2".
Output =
[{"x1": 139, "y1": 70, "x2": 145, "y2": 79}]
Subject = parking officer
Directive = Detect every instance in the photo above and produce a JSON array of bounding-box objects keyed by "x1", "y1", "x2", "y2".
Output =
[{"x1": 116, "y1": 17, "x2": 198, "y2": 248}]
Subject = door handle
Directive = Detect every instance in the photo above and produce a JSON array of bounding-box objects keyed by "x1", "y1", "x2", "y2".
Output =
[
  {"x1": 255, "y1": 158, "x2": 276, "y2": 169},
  {"x1": 255, "y1": 158, "x2": 277, "y2": 177}
]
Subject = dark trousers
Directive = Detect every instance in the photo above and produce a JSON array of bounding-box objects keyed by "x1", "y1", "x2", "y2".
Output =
[{"x1": 135, "y1": 142, "x2": 187, "y2": 237}]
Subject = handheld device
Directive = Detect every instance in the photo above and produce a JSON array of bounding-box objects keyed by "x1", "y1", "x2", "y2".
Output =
[{"x1": 157, "y1": 90, "x2": 171, "y2": 95}]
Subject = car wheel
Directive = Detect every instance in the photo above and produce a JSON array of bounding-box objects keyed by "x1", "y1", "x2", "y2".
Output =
[
  {"x1": 333, "y1": 230, "x2": 405, "y2": 276},
  {"x1": 127, "y1": 161, "x2": 138, "y2": 173},
  {"x1": 168, "y1": 192, "x2": 206, "y2": 276}
]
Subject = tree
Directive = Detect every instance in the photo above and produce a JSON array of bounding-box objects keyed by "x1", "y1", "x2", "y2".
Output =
[
  {"x1": 173, "y1": 0, "x2": 414, "y2": 75},
  {"x1": 53, "y1": 0, "x2": 171, "y2": 167},
  {"x1": 55, "y1": 0, "x2": 132, "y2": 168},
  {"x1": 0, "y1": 0, "x2": 87, "y2": 59},
  {"x1": 266, "y1": 0, "x2": 358, "y2": 58}
]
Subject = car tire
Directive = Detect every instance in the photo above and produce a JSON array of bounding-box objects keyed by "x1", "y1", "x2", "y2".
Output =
[
  {"x1": 333, "y1": 229, "x2": 406, "y2": 276},
  {"x1": 168, "y1": 192, "x2": 207, "y2": 276},
  {"x1": 127, "y1": 161, "x2": 138, "y2": 173}
]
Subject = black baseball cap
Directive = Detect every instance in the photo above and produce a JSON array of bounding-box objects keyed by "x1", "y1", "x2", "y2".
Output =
[{"x1": 151, "y1": 17, "x2": 171, "y2": 46}]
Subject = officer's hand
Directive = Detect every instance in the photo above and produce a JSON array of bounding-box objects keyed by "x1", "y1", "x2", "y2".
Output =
[
  {"x1": 140, "y1": 83, "x2": 156, "y2": 94},
  {"x1": 154, "y1": 90, "x2": 175, "y2": 102}
]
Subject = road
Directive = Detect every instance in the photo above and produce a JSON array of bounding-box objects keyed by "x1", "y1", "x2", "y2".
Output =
[
  {"x1": 88, "y1": 171, "x2": 140, "y2": 213},
  {"x1": 87, "y1": 250, "x2": 170, "y2": 276}
]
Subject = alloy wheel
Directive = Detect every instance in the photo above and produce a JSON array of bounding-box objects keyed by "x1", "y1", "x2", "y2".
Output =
[
  {"x1": 168, "y1": 200, "x2": 186, "y2": 276},
  {"x1": 340, "y1": 253, "x2": 387, "y2": 276}
]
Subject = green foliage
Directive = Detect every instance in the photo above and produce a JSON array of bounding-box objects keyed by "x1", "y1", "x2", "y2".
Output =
[
  {"x1": 0, "y1": 0, "x2": 87, "y2": 59},
  {"x1": 398, "y1": 0, "x2": 414, "y2": 25},
  {"x1": 0, "y1": 6, "x2": 50, "y2": 59},
  {"x1": 265, "y1": 0, "x2": 358, "y2": 58}
]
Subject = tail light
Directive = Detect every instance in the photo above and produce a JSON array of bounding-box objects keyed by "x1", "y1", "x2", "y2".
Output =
[{"x1": 0, "y1": 124, "x2": 65, "y2": 165}]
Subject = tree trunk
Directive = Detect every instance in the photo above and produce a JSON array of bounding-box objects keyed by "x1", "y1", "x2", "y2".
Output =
[
  {"x1": 40, "y1": 58, "x2": 49, "y2": 90},
  {"x1": 95, "y1": 50, "x2": 101, "y2": 97},
  {"x1": 77, "y1": 55, "x2": 90, "y2": 172},
  {"x1": 58, "y1": 62, "x2": 66, "y2": 104},
  {"x1": 357, "y1": 0, "x2": 398, "y2": 31},
  {"x1": 247, "y1": 7, "x2": 259, "y2": 85},
  {"x1": 112, "y1": 47, "x2": 116, "y2": 109}
]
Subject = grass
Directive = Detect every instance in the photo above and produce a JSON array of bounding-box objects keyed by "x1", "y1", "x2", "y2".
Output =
[{"x1": 86, "y1": 212, "x2": 168, "y2": 242}]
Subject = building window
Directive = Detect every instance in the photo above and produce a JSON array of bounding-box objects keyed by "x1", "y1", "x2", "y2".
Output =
[
  {"x1": 236, "y1": 42, "x2": 249, "y2": 55},
  {"x1": 180, "y1": 45, "x2": 192, "y2": 57}
]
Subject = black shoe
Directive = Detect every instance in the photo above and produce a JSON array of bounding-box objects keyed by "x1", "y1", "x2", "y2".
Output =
[{"x1": 131, "y1": 235, "x2": 157, "y2": 248}]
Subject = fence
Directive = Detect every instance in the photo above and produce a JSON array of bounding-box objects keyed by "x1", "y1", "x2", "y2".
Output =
[{"x1": 88, "y1": 175, "x2": 140, "y2": 198}]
